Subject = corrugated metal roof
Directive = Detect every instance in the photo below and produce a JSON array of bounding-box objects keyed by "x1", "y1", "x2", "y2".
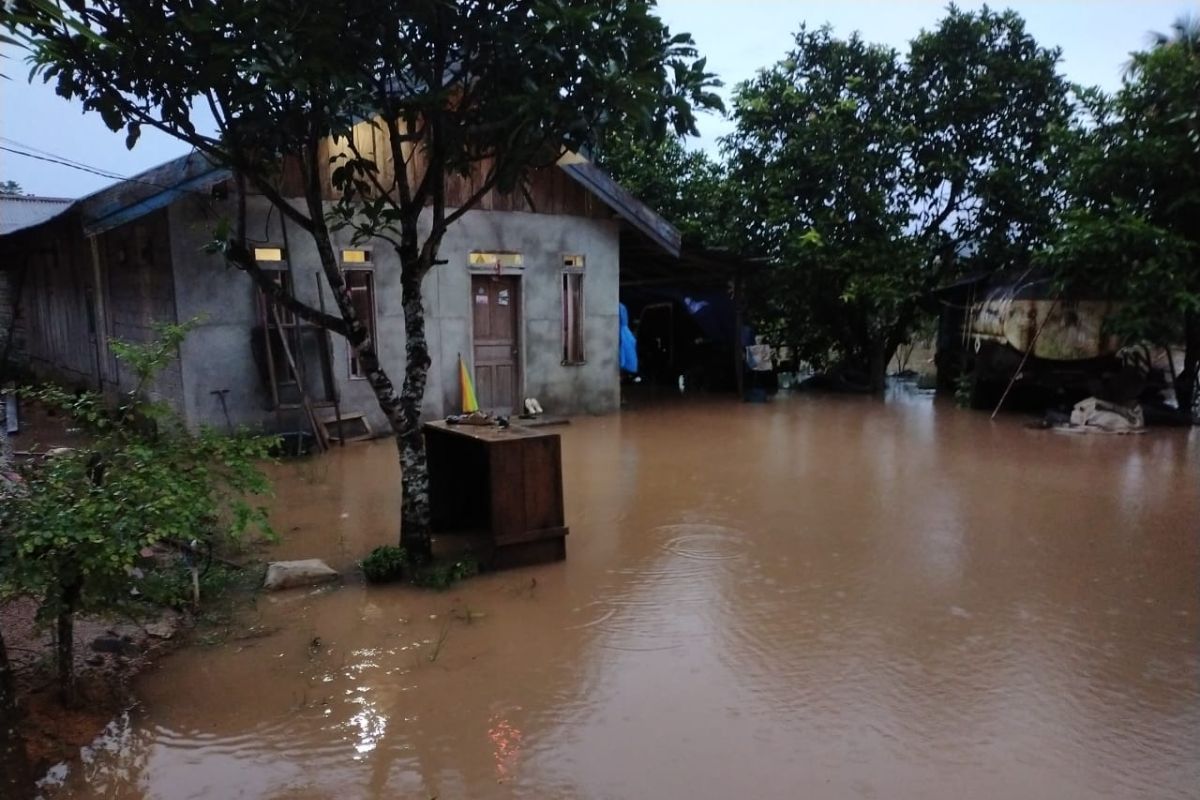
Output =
[
  {"x1": 0, "y1": 195, "x2": 73, "y2": 235},
  {"x1": 78, "y1": 152, "x2": 230, "y2": 236}
]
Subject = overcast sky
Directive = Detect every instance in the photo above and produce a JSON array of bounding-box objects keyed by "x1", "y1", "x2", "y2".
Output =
[{"x1": 0, "y1": 0, "x2": 1194, "y2": 198}]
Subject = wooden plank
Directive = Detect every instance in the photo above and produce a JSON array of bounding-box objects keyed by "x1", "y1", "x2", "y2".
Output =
[
  {"x1": 522, "y1": 435, "x2": 564, "y2": 531},
  {"x1": 488, "y1": 439, "x2": 525, "y2": 540},
  {"x1": 318, "y1": 412, "x2": 371, "y2": 443}
]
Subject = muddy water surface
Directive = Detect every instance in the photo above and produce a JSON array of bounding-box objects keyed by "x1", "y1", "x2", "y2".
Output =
[{"x1": 53, "y1": 394, "x2": 1199, "y2": 799}]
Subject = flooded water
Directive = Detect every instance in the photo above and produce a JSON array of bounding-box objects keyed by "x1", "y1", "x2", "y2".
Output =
[{"x1": 49, "y1": 393, "x2": 1199, "y2": 799}]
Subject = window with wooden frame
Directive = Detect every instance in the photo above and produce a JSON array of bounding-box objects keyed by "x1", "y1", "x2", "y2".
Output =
[
  {"x1": 342, "y1": 249, "x2": 376, "y2": 379},
  {"x1": 562, "y1": 255, "x2": 585, "y2": 365}
]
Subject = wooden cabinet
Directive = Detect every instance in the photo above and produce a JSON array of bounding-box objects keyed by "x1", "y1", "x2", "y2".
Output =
[{"x1": 424, "y1": 421, "x2": 568, "y2": 568}]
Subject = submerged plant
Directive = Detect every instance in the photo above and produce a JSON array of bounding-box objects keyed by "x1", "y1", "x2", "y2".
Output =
[
  {"x1": 360, "y1": 545, "x2": 478, "y2": 590},
  {"x1": 409, "y1": 557, "x2": 479, "y2": 590},
  {"x1": 360, "y1": 545, "x2": 408, "y2": 584},
  {"x1": 954, "y1": 372, "x2": 975, "y2": 408}
]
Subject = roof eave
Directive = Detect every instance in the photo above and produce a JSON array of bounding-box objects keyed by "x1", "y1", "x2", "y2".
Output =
[{"x1": 557, "y1": 158, "x2": 681, "y2": 258}]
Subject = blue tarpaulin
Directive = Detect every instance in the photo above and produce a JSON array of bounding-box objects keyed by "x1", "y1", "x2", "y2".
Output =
[{"x1": 619, "y1": 303, "x2": 638, "y2": 374}]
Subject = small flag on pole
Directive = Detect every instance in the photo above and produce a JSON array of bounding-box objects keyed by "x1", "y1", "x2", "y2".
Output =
[{"x1": 458, "y1": 354, "x2": 479, "y2": 413}]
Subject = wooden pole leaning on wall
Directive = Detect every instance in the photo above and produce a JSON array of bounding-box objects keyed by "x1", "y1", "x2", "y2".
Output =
[
  {"x1": 990, "y1": 296, "x2": 1060, "y2": 420},
  {"x1": 269, "y1": 303, "x2": 328, "y2": 452},
  {"x1": 314, "y1": 273, "x2": 345, "y2": 445}
]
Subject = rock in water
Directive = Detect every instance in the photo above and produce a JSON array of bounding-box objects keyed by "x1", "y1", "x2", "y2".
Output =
[{"x1": 263, "y1": 559, "x2": 339, "y2": 591}]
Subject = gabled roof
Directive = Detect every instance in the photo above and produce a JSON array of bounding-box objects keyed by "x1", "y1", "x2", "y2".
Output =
[
  {"x1": 3, "y1": 149, "x2": 681, "y2": 256},
  {"x1": 0, "y1": 152, "x2": 231, "y2": 240},
  {"x1": 0, "y1": 195, "x2": 73, "y2": 235},
  {"x1": 78, "y1": 152, "x2": 231, "y2": 236}
]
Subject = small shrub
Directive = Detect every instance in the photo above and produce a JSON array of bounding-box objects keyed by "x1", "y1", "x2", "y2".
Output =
[{"x1": 361, "y1": 545, "x2": 408, "y2": 584}]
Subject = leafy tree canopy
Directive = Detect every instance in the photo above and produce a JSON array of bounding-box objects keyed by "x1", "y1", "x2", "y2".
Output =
[
  {"x1": 723, "y1": 4, "x2": 1071, "y2": 386},
  {"x1": 1040, "y1": 16, "x2": 1200, "y2": 413},
  {"x1": 594, "y1": 118, "x2": 732, "y2": 248}
]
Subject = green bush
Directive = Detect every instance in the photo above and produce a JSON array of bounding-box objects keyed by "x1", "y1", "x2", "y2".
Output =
[
  {"x1": 0, "y1": 320, "x2": 275, "y2": 703},
  {"x1": 360, "y1": 545, "x2": 408, "y2": 584}
]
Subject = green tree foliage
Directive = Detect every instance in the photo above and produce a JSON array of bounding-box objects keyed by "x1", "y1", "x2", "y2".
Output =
[
  {"x1": 4, "y1": 0, "x2": 719, "y2": 561},
  {"x1": 0, "y1": 322, "x2": 274, "y2": 706},
  {"x1": 594, "y1": 120, "x2": 731, "y2": 248},
  {"x1": 724, "y1": 6, "x2": 1071, "y2": 388},
  {"x1": 0, "y1": 181, "x2": 25, "y2": 196},
  {"x1": 1042, "y1": 17, "x2": 1200, "y2": 415}
]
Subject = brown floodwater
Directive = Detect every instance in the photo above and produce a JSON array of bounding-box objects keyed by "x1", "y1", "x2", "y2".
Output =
[{"x1": 45, "y1": 391, "x2": 1199, "y2": 799}]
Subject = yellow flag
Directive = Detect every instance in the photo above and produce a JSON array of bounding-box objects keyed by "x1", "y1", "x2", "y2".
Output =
[{"x1": 458, "y1": 355, "x2": 479, "y2": 413}]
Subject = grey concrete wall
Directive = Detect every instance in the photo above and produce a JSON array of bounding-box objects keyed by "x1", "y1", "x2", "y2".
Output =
[
  {"x1": 432, "y1": 209, "x2": 620, "y2": 418},
  {"x1": 168, "y1": 193, "x2": 620, "y2": 433}
]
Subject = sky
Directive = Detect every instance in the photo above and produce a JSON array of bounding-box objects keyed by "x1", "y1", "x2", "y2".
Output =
[{"x1": 0, "y1": 0, "x2": 1195, "y2": 198}]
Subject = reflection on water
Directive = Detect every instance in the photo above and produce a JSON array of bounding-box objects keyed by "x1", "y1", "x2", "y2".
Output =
[{"x1": 47, "y1": 394, "x2": 1199, "y2": 799}]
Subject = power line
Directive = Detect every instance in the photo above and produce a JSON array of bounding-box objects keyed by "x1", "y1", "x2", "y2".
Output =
[
  {"x1": 0, "y1": 143, "x2": 225, "y2": 199},
  {"x1": 0, "y1": 145, "x2": 129, "y2": 182},
  {"x1": 0, "y1": 136, "x2": 126, "y2": 177}
]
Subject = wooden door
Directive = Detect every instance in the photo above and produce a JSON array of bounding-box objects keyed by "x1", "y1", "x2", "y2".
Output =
[{"x1": 471, "y1": 275, "x2": 521, "y2": 416}]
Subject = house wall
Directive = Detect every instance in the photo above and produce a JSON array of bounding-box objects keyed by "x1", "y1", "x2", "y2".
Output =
[
  {"x1": 100, "y1": 210, "x2": 185, "y2": 404},
  {"x1": 169, "y1": 193, "x2": 620, "y2": 434},
  {"x1": 1, "y1": 210, "x2": 183, "y2": 403},
  {"x1": 0, "y1": 267, "x2": 24, "y2": 376},
  {"x1": 9, "y1": 215, "x2": 100, "y2": 388}
]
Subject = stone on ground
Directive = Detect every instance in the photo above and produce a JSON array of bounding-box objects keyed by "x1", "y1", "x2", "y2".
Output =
[{"x1": 263, "y1": 559, "x2": 339, "y2": 591}]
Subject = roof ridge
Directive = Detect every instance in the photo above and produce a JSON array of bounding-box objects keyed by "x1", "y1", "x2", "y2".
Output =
[{"x1": 1, "y1": 195, "x2": 74, "y2": 203}]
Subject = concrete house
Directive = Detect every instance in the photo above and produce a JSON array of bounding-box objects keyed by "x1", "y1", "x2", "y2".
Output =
[{"x1": 0, "y1": 139, "x2": 681, "y2": 436}]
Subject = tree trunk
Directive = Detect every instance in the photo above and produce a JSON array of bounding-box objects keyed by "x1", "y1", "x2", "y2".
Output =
[
  {"x1": 0, "y1": 628, "x2": 34, "y2": 800},
  {"x1": 1177, "y1": 309, "x2": 1199, "y2": 419},
  {"x1": 54, "y1": 581, "x2": 80, "y2": 707},
  {"x1": 276, "y1": 164, "x2": 436, "y2": 560},
  {"x1": 396, "y1": 267, "x2": 433, "y2": 562},
  {"x1": 867, "y1": 339, "x2": 888, "y2": 393}
]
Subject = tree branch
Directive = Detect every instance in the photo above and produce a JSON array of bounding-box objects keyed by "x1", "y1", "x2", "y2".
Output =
[
  {"x1": 230, "y1": 173, "x2": 347, "y2": 335},
  {"x1": 921, "y1": 180, "x2": 964, "y2": 239},
  {"x1": 382, "y1": 115, "x2": 415, "y2": 210},
  {"x1": 442, "y1": 168, "x2": 502, "y2": 228}
]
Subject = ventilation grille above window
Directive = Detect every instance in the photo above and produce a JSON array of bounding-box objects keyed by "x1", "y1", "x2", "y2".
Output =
[
  {"x1": 468, "y1": 251, "x2": 523, "y2": 269},
  {"x1": 254, "y1": 246, "x2": 285, "y2": 262}
]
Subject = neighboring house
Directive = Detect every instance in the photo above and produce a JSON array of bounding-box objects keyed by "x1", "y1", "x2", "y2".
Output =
[
  {"x1": 0, "y1": 142, "x2": 682, "y2": 435},
  {"x1": 929, "y1": 272, "x2": 1159, "y2": 409},
  {"x1": 0, "y1": 195, "x2": 73, "y2": 379}
]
